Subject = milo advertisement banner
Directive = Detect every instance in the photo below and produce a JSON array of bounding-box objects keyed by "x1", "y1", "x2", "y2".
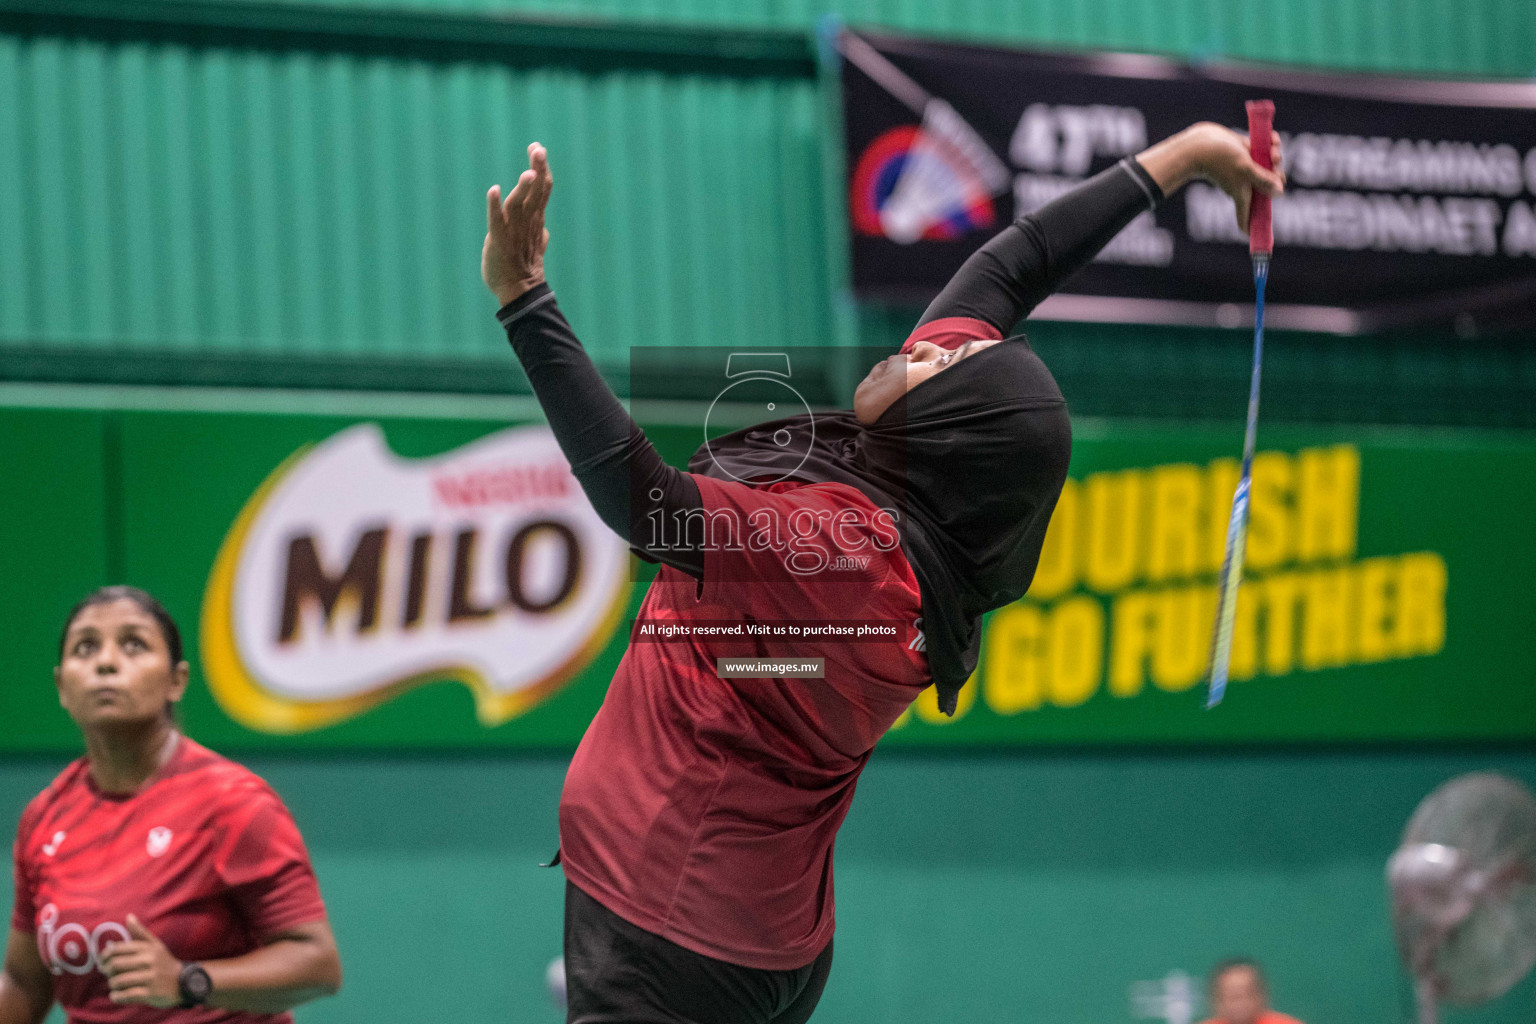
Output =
[
  {"x1": 0, "y1": 404, "x2": 1531, "y2": 751},
  {"x1": 203, "y1": 423, "x2": 630, "y2": 734}
]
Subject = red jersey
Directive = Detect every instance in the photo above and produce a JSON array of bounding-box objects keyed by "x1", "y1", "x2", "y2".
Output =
[
  {"x1": 1199, "y1": 1014, "x2": 1305, "y2": 1024},
  {"x1": 558, "y1": 473, "x2": 930, "y2": 970},
  {"x1": 10, "y1": 736, "x2": 327, "y2": 1024}
]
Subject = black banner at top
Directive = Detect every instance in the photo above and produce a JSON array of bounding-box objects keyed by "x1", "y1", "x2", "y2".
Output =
[{"x1": 839, "y1": 30, "x2": 1536, "y2": 335}]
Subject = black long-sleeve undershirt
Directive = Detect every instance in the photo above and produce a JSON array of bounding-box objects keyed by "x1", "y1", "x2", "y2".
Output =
[
  {"x1": 497, "y1": 288, "x2": 707, "y2": 579},
  {"x1": 496, "y1": 156, "x2": 1162, "y2": 580},
  {"x1": 918, "y1": 157, "x2": 1163, "y2": 332}
]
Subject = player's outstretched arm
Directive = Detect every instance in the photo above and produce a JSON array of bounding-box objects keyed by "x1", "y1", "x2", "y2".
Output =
[
  {"x1": 483, "y1": 144, "x2": 705, "y2": 579},
  {"x1": 916, "y1": 122, "x2": 1284, "y2": 336},
  {"x1": 1137, "y1": 122, "x2": 1284, "y2": 234},
  {"x1": 0, "y1": 929, "x2": 53, "y2": 1024},
  {"x1": 98, "y1": 914, "x2": 340, "y2": 1013}
]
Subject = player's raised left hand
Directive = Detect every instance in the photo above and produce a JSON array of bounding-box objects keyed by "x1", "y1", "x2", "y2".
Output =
[
  {"x1": 100, "y1": 914, "x2": 183, "y2": 1007},
  {"x1": 483, "y1": 142, "x2": 554, "y2": 307}
]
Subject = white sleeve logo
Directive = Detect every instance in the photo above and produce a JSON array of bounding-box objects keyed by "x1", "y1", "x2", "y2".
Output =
[{"x1": 146, "y1": 827, "x2": 173, "y2": 858}]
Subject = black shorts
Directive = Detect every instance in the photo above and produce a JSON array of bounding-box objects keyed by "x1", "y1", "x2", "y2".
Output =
[{"x1": 563, "y1": 881, "x2": 834, "y2": 1024}]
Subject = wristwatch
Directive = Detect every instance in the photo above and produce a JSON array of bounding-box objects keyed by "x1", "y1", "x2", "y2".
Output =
[{"x1": 177, "y1": 962, "x2": 213, "y2": 1008}]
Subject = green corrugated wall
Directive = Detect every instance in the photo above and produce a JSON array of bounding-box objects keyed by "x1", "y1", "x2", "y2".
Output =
[
  {"x1": 0, "y1": 37, "x2": 828, "y2": 362},
  {"x1": 1, "y1": 0, "x2": 1534, "y2": 422},
  {"x1": 109, "y1": 0, "x2": 1536, "y2": 78}
]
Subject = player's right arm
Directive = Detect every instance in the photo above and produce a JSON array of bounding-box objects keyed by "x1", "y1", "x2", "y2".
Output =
[
  {"x1": 0, "y1": 929, "x2": 53, "y2": 1024},
  {"x1": 916, "y1": 122, "x2": 1284, "y2": 337}
]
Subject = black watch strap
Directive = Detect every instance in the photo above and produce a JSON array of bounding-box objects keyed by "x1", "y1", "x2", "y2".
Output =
[{"x1": 178, "y1": 963, "x2": 213, "y2": 1008}]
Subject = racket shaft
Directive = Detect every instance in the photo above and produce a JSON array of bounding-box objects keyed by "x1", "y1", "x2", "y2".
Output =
[{"x1": 1207, "y1": 256, "x2": 1268, "y2": 707}]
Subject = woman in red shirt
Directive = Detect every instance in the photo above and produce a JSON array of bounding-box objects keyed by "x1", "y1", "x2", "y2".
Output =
[
  {"x1": 484, "y1": 124, "x2": 1282, "y2": 1023},
  {"x1": 1, "y1": 586, "x2": 342, "y2": 1024}
]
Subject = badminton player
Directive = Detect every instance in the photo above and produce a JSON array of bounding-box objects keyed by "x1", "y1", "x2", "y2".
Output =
[
  {"x1": 483, "y1": 122, "x2": 1282, "y2": 1024},
  {"x1": 0, "y1": 587, "x2": 342, "y2": 1024}
]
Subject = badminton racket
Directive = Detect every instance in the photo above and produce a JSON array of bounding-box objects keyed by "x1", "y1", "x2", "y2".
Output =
[{"x1": 1205, "y1": 99, "x2": 1275, "y2": 709}]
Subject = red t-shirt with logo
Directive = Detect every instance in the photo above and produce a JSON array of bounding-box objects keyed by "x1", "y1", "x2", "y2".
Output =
[
  {"x1": 10, "y1": 736, "x2": 326, "y2": 1024},
  {"x1": 558, "y1": 473, "x2": 932, "y2": 971}
]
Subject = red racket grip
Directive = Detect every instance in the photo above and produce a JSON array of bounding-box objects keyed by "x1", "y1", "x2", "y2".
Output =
[{"x1": 1246, "y1": 99, "x2": 1275, "y2": 255}]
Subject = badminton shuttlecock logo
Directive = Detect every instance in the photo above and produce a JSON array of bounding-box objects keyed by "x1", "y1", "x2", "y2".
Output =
[
  {"x1": 843, "y1": 31, "x2": 1011, "y2": 244},
  {"x1": 201, "y1": 423, "x2": 630, "y2": 733},
  {"x1": 878, "y1": 100, "x2": 1011, "y2": 243},
  {"x1": 852, "y1": 110, "x2": 1010, "y2": 245}
]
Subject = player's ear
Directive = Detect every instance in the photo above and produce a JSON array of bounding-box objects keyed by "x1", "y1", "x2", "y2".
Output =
[
  {"x1": 54, "y1": 664, "x2": 65, "y2": 707},
  {"x1": 168, "y1": 661, "x2": 190, "y2": 704}
]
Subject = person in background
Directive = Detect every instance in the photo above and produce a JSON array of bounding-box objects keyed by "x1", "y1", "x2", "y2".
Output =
[
  {"x1": 1200, "y1": 958, "x2": 1304, "y2": 1024},
  {"x1": 0, "y1": 586, "x2": 342, "y2": 1024}
]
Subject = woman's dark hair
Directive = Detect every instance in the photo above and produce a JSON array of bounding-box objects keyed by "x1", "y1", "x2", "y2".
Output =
[{"x1": 58, "y1": 585, "x2": 185, "y2": 665}]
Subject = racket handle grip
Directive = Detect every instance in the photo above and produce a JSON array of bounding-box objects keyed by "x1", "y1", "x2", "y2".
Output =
[{"x1": 1246, "y1": 99, "x2": 1275, "y2": 255}]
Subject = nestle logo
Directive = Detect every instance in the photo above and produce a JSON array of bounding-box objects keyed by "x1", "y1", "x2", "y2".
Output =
[{"x1": 431, "y1": 463, "x2": 572, "y2": 508}]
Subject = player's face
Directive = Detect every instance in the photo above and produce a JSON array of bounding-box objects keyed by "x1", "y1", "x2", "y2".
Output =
[
  {"x1": 853, "y1": 338, "x2": 1002, "y2": 424},
  {"x1": 1211, "y1": 967, "x2": 1267, "y2": 1024},
  {"x1": 55, "y1": 600, "x2": 188, "y2": 731}
]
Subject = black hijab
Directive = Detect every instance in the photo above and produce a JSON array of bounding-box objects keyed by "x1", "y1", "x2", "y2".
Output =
[{"x1": 687, "y1": 337, "x2": 1073, "y2": 715}]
